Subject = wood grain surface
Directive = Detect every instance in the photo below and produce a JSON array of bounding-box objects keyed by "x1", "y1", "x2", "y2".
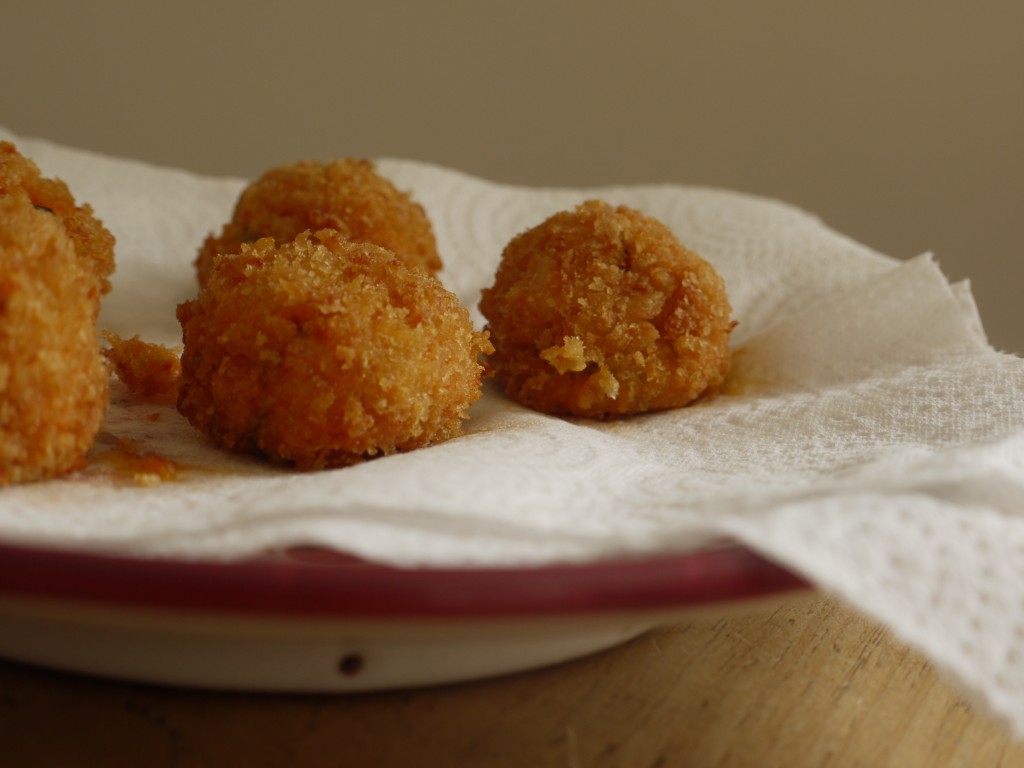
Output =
[{"x1": 1, "y1": 594, "x2": 1020, "y2": 767}]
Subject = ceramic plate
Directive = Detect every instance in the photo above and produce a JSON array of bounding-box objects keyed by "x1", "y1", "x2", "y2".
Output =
[{"x1": 0, "y1": 540, "x2": 808, "y2": 691}]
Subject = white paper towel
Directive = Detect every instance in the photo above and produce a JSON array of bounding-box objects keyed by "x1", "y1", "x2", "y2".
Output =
[{"x1": 2, "y1": 128, "x2": 1024, "y2": 735}]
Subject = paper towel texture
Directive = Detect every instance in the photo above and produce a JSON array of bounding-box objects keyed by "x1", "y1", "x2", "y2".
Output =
[{"x1": 2, "y1": 129, "x2": 1023, "y2": 734}]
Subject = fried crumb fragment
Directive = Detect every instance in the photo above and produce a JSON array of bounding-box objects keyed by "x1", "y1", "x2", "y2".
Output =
[
  {"x1": 0, "y1": 141, "x2": 116, "y2": 305},
  {"x1": 103, "y1": 332, "x2": 182, "y2": 404},
  {"x1": 539, "y1": 336, "x2": 589, "y2": 374}
]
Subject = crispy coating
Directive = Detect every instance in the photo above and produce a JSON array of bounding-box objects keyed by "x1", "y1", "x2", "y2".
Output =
[
  {"x1": 103, "y1": 332, "x2": 182, "y2": 404},
  {"x1": 0, "y1": 197, "x2": 109, "y2": 485},
  {"x1": 178, "y1": 230, "x2": 491, "y2": 469},
  {"x1": 479, "y1": 200, "x2": 734, "y2": 418},
  {"x1": 195, "y1": 159, "x2": 441, "y2": 286},
  {"x1": 0, "y1": 141, "x2": 116, "y2": 305}
]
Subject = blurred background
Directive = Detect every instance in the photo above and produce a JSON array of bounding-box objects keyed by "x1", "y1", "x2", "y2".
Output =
[{"x1": 4, "y1": 1, "x2": 1021, "y2": 352}]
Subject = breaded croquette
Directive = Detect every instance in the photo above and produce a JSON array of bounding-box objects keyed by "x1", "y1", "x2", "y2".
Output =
[
  {"x1": 195, "y1": 159, "x2": 441, "y2": 286},
  {"x1": 479, "y1": 200, "x2": 734, "y2": 418},
  {"x1": 0, "y1": 141, "x2": 116, "y2": 306},
  {"x1": 0, "y1": 197, "x2": 109, "y2": 485},
  {"x1": 178, "y1": 230, "x2": 491, "y2": 469}
]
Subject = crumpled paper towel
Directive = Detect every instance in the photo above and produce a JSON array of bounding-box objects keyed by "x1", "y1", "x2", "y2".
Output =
[{"x1": 2, "y1": 128, "x2": 1024, "y2": 734}]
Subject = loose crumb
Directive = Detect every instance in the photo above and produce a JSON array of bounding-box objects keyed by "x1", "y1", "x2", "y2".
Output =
[{"x1": 103, "y1": 332, "x2": 182, "y2": 404}]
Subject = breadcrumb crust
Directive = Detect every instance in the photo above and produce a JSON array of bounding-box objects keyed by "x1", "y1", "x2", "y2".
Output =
[
  {"x1": 195, "y1": 159, "x2": 441, "y2": 286},
  {"x1": 0, "y1": 197, "x2": 109, "y2": 485},
  {"x1": 179, "y1": 230, "x2": 490, "y2": 469},
  {"x1": 0, "y1": 141, "x2": 116, "y2": 305},
  {"x1": 480, "y1": 200, "x2": 733, "y2": 418}
]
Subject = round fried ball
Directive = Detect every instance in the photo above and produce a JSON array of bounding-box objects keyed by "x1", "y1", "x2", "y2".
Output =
[
  {"x1": 0, "y1": 196, "x2": 109, "y2": 485},
  {"x1": 479, "y1": 199, "x2": 734, "y2": 418},
  {"x1": 0, "y1": 141, "x2": 116, "y2": 305},
  {"x1": 195, "y1": 159, "x2": 441, "y2": 286},
  {"x1": 178, "y1": 230, "x2": 491, "y2": 469}
]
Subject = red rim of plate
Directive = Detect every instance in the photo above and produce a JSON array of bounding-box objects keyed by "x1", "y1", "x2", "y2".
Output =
[{"x1": 0, "y1": 540, "x2": 810, "y2": 620}]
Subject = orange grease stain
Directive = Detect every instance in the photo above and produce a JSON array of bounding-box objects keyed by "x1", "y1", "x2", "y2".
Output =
[{"x1": 81, "y1": 434, "x2": 181, "y2": 486}]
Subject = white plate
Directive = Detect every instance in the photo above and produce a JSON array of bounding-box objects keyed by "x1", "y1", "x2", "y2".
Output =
[{"x1": 0, "y1": 541, "x2": 807, "y2": 691}]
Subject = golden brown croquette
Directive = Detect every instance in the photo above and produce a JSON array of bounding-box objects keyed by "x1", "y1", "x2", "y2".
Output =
[
  {"x1": 479, "y1": 200, "x2": 734, "y2": 418},
  {"x1": 195, "y1": 159, "x2": 441, "y2": 286},
  {"x1": 0, "y1": 141, "x2": 116, "y2": 305},
  {"x1": 178, "y1": 230, "x2": 490, "y2": 469},
  {"x1": 0, "y1": 196, "x2": 109, "y2": 485}
]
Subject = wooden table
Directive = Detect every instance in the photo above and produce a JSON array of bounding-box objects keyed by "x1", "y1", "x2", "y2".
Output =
[{"x1": 1, "y1": 594, "x2": 1020, "y2": 767}]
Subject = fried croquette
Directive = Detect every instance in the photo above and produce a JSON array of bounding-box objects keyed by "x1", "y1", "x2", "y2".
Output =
[
  {"x1": 178, "y1": 230, "x2": 491, "y2": 469},
  {"x1": 103, "y1": 332, "x2": 182, "y2": 404},
  {"x1": 0, "y1": 141, "x2": 116, "y2": 305},
  {"x1": 479, "y1": 199, "x2": 734, "y2": 418},
  {"x1": 0, "y1": 197, "x2": 109, "y2": 485},
  {"x1": 195, "y1": 159, "x2": 441, "y2": 286}
]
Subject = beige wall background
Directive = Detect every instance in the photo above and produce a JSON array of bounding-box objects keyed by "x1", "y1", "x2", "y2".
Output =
[{"x1": 4, "y1": 1, "x2": 1021, "y2": 353}]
